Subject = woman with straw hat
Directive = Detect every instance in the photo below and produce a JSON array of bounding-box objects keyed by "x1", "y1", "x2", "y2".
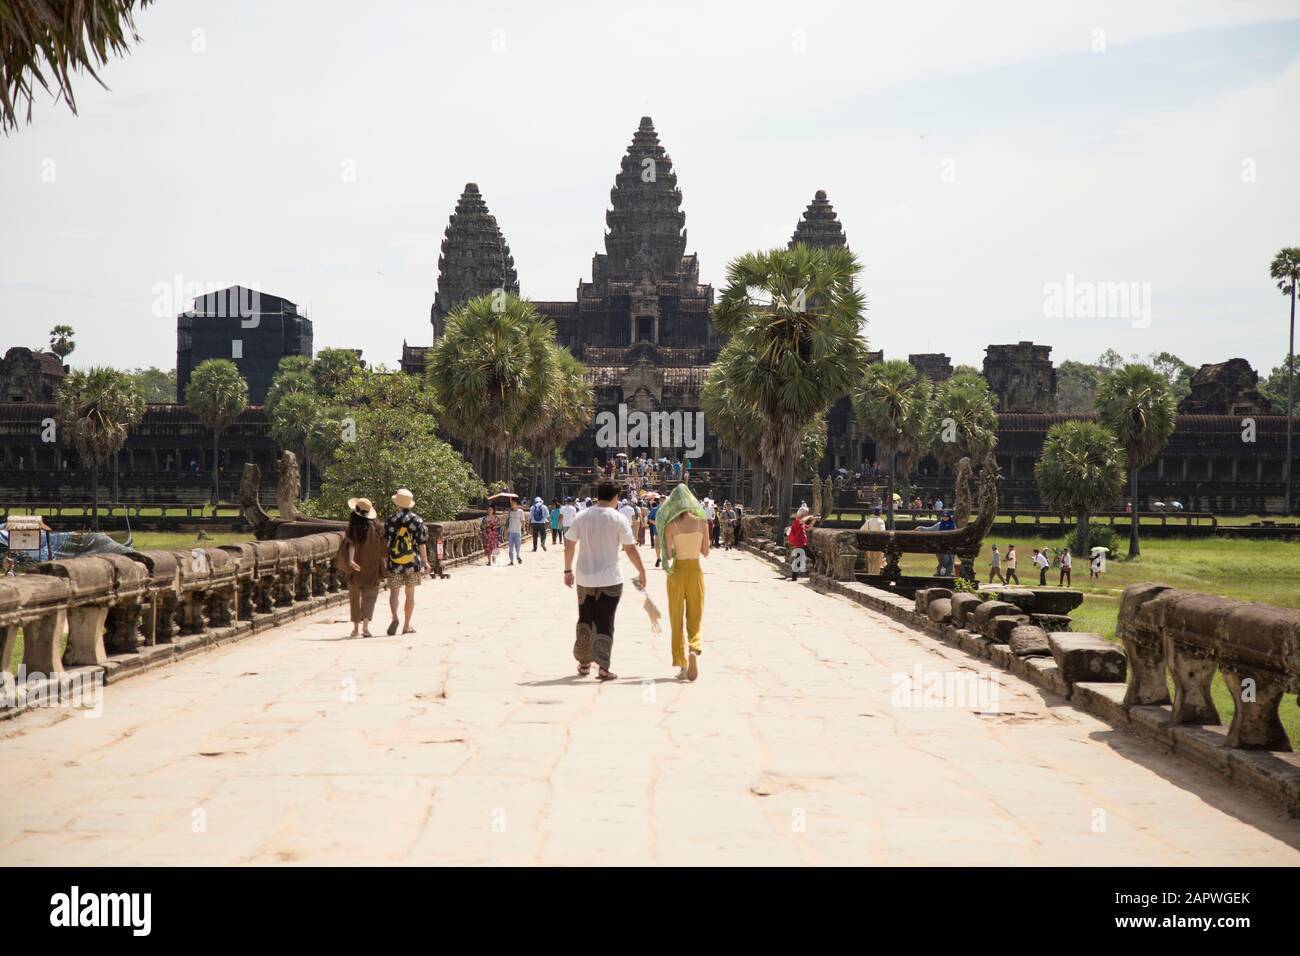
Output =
[
  {"x1": 344, "y1": 497, "x2": 386, "y2": 638},
  {"x1": 656, "y1": 483, "x2": 710, "y2": 681}
]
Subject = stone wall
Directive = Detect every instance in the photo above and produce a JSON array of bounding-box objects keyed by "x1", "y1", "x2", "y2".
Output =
[{"x1": 983, "y1": 341, "x2": 1056, "y2": 412}]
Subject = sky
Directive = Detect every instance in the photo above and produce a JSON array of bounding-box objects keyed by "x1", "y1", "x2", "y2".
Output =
[{"x1": 2, "y1": 0, "x2": 1298, "y2": 377}]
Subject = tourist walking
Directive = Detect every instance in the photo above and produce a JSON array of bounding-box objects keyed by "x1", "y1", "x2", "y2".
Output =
[
  {"x1": 860, "y1": 505, "x2": 886, "y2": 574},
  {"x1": 385, "y1": 488, "x2": 429, "y2": 636},
  {"x1": 988, "y1": 543, "x2": 1006, "y2": 584},
  {"x1": 648, "y1": 495, "x2": 661, "y2": 564},
  {"x1": 1033, "y1": 547, "x2": 1050, "y2": 586},
  {"x1": 1004, "y1": 544, "x2": 1020, "y2": 584},
  {"x1": 550, "y1": 499, "x2": 562, "y2": 545},
  {"x1": 1059, "y1": 547, "x2": 1072, "y2": 586},
  {"x1": 563, "y1": 478, "x2": 648, "y2": 681},
  {"x1": 530, "y1": 497, "x2": 550, "y2": 552},
  {"x1": 720, "y1": 500, "x2": 737, "y2": 549},
  {"x1": 481, "y1": 505, "x2": 500, "y2": 565},
  {"x1": 786, "y1": 506, "x2": 818, "y2": 582},
  {"x1": 506, "y1": 497, "x2": 525, "y2": 565},
  {"x1": 560, "y1": 497, "x2": 577, "y2": 540},
  {"x1": 657, "y1": 484, "x2": 710, "y2": 681},
  {"x1": 344, "y1": 497, "x2": 385, "y2": 638}
]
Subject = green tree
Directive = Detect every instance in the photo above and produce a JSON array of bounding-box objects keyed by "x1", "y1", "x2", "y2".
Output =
[
  {"x1": 425, "y1": 293, "x2": 557, "y2": 486},
  {"x1": 122, "y1": 366, "x2": 176, "y2": 403},
  {"x1": 1148, "y1": 351, "x2": 1194, "y2": 406},
  {"x1": 48, "y1": 324, "x2": 75, "y2": 361},
  {"x1": 853, "y1": 359, "x2": 932, "y2": 528},
  {"x1": 1055, "y1": 359, "x2": 1103, "y2": 414},
  {"x1": 930, "y1": 371, "x2": 998, "y2": 469},
  {"x1": 311, "y1": 405, "x2": 483, "y2": 522},
  {"x1": 269, "y1": 391, "x2": 326, "y2": 499},
  {"x1": 1034, "y1": 420, "x2": 1127, "y2": 555},
  {"x1": 309, "y1": 348, "x2": 363, "y2": 394},
  {"x1": 1260, "y1": 354, "x2": 1300, "y2": 415},
  {"x1": 184, "y1": 359, "x2": 249, "y2": 504},
  {"x1": 521, "y1": 347, "x2": 592, "y2": 499},
  {"x1": 712, "y1": 244, "x2": 869, "y2": 541},
  {"x1": 1, "y1": 0, "x2": 153, "y2": 134},
  {"x1": 701, "y1": 341, "x2": 768, "y2": 508},
  {"x1": 55, "y1": 367, "x2": 143, "y2": 529},
  {"x1": 1096, "y1": 364, "x2": 1177, "y2": 557},
  {"x1": 1270, "y1": 247, "x2": 1300, "y2": 516}
]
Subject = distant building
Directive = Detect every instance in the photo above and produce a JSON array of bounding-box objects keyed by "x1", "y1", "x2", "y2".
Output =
[
  {"x1": 0, "y1": 347, "x2": 66, "y2": 402},
  {"x1": 983, "y1": 341, "x2": 1057, "y2": 413},
  {"x1": 1178, "y1": 358, "x2": 1270, "y2": 416},
  {"x1": 176, "y1": 286, "x2": 312, "y2": 403}
]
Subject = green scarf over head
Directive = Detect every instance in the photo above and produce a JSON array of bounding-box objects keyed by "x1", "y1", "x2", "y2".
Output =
[{"x1": 655, "y1": 483, "x2": 707, "y2": 574}]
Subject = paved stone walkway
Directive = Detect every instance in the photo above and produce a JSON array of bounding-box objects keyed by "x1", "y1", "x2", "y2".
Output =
[{"x1": 2, "y1": 541, "x2": 1298, "y2": 865}]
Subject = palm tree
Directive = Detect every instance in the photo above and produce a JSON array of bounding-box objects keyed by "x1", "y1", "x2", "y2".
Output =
[
  {"x1": 1270, "y1": 248, "x2": 1300, "y2": 516},
  {"x1": 185, "y1": 359, "x2": 248, "y2": 504},
  {"x1": 2, "y1": 0, "x2": 153, "y2": 134},
  {"x1": 1034, "y1": 420, "x2": 1127, "y2": 555},
  {"x1": 1096, "y1": 363, "x2": 1177, "y2": 557},
  {"x1": 48, "y1": 324, "x2": 75, "y2": 361},
  {"x1": 269, "y1": 391, "x2": 325, "y2": 498},
  {"x1": 425, "y1": 293, "x2": 557, "y2": 486},
  {"x1": 713, "y1": 244, "x2": 869, "y2": 541},
  {"x1": 930, "y1": 371, "x2": 998, "y2": 471},
  {"x1": 701, "y1": 342, "x2": 767, "y2": 508},
  {"x1": 853, "y1": 360, "x2": 933, "y2": 529},
  {"x1": 55, "y1": 368, "x2": 143, "y2": 530},
  {"x1": 522, "y1": 347, "x2": 592, "y2": 500}
]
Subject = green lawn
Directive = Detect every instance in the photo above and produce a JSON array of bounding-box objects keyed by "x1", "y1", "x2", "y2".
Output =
[{"x1": 899, "y1": 535, "x2": 1300, "y2": 746}]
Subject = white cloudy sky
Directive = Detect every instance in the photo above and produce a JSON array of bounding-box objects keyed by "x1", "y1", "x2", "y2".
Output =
[{"x1": 2, "y1": 0, "x2": 1298, "y2": 377}]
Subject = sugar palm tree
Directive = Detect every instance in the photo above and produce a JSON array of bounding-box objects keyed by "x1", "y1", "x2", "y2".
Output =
[
  {"x1": 47, "y1": 324, "x2": 75, "y2": 361},
  {"x1": 426, "y1": 293, "x2": 557, "y2": 486},
  {"x1": 929, "y1": 371, "x2": 998, "y2": 472},
  {"x1": 701, "y1": 342, "x2": 767, "y2": 508},
  {"x1": 2, "y1": 0, "x2": 153, "y2": 134},
  {"x1": 1034, "y1": 420, "x2": 1127, "y2": 555},
  {"x1": 853, "y1": 360, "x2": 933, "y2": 529},
  {"x1": 1270, "y1": 248, "x2": 1300, "y2": 516},
  {"x1": 55, "y1": 367, "x2": 144, "y2": 530},
  {"x1": 713, "y1": 244, "x2": 869, "y2": 541},
  {"x1": 522, "y1": 347, "x2": 592, "y2": 500},
  {"x1": 269, "y1": 390, "x2": 325, "y2": 498},
  {"x1": 185, "y1": 359, "x2": 248, "y2": 504},
  {"x1": 1096, "y1": 363, "x2": 1177, "y2": 557}
]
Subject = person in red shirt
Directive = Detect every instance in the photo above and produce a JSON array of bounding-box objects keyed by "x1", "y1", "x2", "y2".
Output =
[{"x1": 786, "y1": 507, "x2": 818, "y2": 581}]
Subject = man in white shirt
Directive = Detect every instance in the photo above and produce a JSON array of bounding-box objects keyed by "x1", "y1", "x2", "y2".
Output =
[
  {"x1": 859, "y1": 505, "x2": 886, "y2": 574},
  {"x1": 559, "y1": 497, "x2": 577, "y2": 539},
  {"x1": 1033, "y1": 547, "x2": 1050, "y2": 586},
  {"x1": 618, "y1": 498, "x2": 636, "y2": 523},
  {"x1": 563, "y1": 479, "x2": 648, "y2": 681},
  {"x1": 506, "y1": 499, "x2": 526, "y2": 565}
]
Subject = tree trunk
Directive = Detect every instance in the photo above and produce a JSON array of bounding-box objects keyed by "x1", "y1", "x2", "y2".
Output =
[
  {"x1": 751, "y1": 462, "x2": 764, "y2": 511},
  {"x1": 304, "y1": 451, "x2": 312, "y2": 500},
  {"x1": 731, "y1": 453, "x2": 740, "y2": 503},
  {"x1": 211, "y1": 429, "x2": 221, "y2": 506},
  {"x1": 1077, "y1": 510, "x2": 1090, "y2": 557},
  {"x1": 1128, "y1": 465, "x2": 1140, "y2": 558},
  {"x1": 886, "y1": 447, "x2": 897, "y2": 531},
  {"x1": 91, "y1": 461, "x2": 100, "y2": 531},
  {"x1": 1286, "y1": 281, "x2": 1295, "y2": 516},
  {"x1": 775, "y1": 444, "x2": 796, "y2": 546}
]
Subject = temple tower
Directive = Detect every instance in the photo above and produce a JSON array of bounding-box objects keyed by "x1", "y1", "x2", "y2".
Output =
[
  {"x1": 430, "y1": 183, "x2": 519, "y2": 339},
  {"x1": 790, "y1": 189, "x2": 847, "y2": 250}
]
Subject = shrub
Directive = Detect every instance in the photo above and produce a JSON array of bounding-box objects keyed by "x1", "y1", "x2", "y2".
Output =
[{"x1": 1066, "y1": 522, "x2": 1120, "y2": 558}]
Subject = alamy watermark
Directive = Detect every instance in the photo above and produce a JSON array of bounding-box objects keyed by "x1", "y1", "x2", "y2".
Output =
[
  {"x1": 2, "y1": 667, "x2": 104, "y2": 717},
  {"x1": 594, "y1": 403, "x2": 705, "y2": 459},
  {"x1": 1042, "y1": 274, "x2": 1151, "y2": 329},
  {"x1": 890, "y1": 663, "x2": 1001, "y2": 712}
]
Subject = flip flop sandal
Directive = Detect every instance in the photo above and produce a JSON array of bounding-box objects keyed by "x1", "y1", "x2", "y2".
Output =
[
  {"x1": 577, "y1": 663, "x2": 591, "y2": 676},
  {"x1": 403, "y1": 627, "x2": 416, "y2": 634},
  {"x1": 597, "y1": 670, "x2": 618, "y2": 681}
]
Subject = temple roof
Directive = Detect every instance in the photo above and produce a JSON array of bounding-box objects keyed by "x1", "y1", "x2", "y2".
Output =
[
  {"x1": 790, "y1": 189, "x2": 847, "y2": 249},
  {"x1": 431, "y1": 183, "x2": 520, "y2": 334}
]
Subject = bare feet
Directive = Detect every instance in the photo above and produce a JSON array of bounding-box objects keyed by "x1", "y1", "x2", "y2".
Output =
[
  {"x1": 676, "y1": 666, "x2": 689, "y2": 681},
  {"x1": 688, "y1": 651, "x2": 699, "y2": 682}
]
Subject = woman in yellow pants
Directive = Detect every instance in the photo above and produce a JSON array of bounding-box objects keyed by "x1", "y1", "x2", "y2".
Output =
[{"x1": 656, "y1": 484, "x2": 710, "y2": 681}]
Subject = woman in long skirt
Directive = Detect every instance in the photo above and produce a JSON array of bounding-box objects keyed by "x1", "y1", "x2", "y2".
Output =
[
  {"x1": 481, "y1": 505, "x2": 500, "y2": 565},
  {"x1": 345, "y1": 497, "x2": 386, "y2": 637}
]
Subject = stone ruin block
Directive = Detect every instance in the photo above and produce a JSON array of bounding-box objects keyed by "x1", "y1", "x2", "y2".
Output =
[
  {"x1": 914, "y1": 588, "x2": 952, "y2": 615},
  {"x1": 949, "y1": 592, "x2": 984, "y2": 628},
  {"x1": 1009, "y1": 624, "x2": 1052, "y2": 657},
  {"x1": 1049, "y1": 632, "x2": 1126, "y2": 684},
  {"x1": 989, "y1": 614, "x2": 1032, "y2": 644},
  {"x1": 927, "y1": 598, "x2": 954, "y2": 625},
  {"x1": 969, "y1": 600, "x2": 1024, "y2": 638}
]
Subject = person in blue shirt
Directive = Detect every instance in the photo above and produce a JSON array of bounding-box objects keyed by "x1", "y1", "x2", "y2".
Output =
[
  {"x1": 648, "y1": 496, "x2": 661, "y2": 566},
  {"x1": 923, "y1": 510, "x2": 958, "y2": 576}
]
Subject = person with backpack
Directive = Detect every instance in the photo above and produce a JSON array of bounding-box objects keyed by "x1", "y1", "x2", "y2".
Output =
[
  {"x1": 530, "y1": 497, "x2": 550, "y2": 552},
  {"x1": 385, "y1": 488, "x2": 429, "y2": 636}
]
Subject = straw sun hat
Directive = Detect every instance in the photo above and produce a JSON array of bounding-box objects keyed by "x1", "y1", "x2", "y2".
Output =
[
  {"x1": 348, "y1": 497, "x2": 378, "y2": 519},
  {"x1": 391, "y1": 488, "x2": 415, "y2": 509}
]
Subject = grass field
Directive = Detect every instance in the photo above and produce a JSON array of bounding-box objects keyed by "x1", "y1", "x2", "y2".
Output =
[{"x1": 899, "y1": 535, "x2": 1300, "y2": 745}]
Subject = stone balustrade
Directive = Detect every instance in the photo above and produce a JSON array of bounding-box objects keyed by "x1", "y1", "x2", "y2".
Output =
[
  {"x1": 806, "y1": 528, "x2": 859, "y2": 581},
  {"x1": 1, "y1": 531, "x2": 346, "y2": 718},
  {"x1": 1118, "y1": 584, "x2": 1300, "y2": 751}
]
